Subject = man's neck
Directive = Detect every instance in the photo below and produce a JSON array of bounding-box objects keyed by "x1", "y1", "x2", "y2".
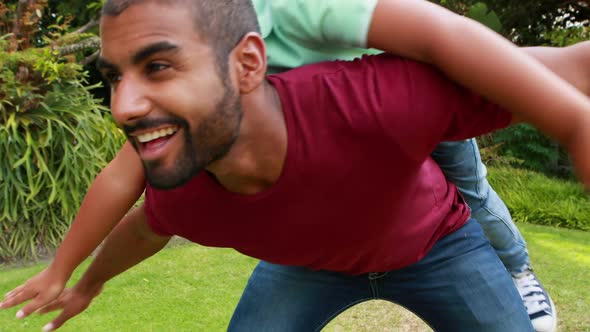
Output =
[{"x1": 206, "y1": 81, "x2": 287, "y2": 195}]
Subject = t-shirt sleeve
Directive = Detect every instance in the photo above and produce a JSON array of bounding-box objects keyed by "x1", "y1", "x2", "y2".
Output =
[
  {"x1": 348, "y1": 54, "x2": 512, "y2": 160},
  {"x1": 144, "y1": 186, "x2": 174, "y2": 237},
  {"x1": 270, "y1": 0, "x2": 379, "y2": 48}
]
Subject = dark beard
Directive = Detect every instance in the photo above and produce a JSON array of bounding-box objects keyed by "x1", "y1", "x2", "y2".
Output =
[
  {"x1": 125, "y1": 84, "x2": 242, "y2": 190},
  {"x1": 141, "y1": 119, "x2": 199, "y2": 190}
]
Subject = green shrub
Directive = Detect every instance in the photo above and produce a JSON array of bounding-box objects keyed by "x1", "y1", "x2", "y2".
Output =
[
  {"x1": 544, "y1": 26, "x2": 589, "y2": 47},
  {"x1": 487, "y1": 166, "x2": 590, "y2": 231},
  {"x1": 0, "y1": 41, "x2": 124, "y2": 262},
  {"x1": 478, "y1": 124, "x2": 572, "y2": 177}
]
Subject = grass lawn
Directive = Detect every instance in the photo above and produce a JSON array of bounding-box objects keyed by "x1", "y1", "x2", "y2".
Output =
[{"x1": 0, "y1": 223, "x2": 588, "y2": 332}]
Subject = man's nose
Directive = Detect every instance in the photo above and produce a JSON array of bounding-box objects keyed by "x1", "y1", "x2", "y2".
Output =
[{"x1": 110, "y1": 75, "x2": 151, "y2": 125}]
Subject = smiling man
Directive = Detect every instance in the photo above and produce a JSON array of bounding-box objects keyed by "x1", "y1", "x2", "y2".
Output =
[
  {"x1": 8, "y1": 0, "x2": 590, "y2": 331},
  {"x1": 96, "y1": 34, "x2": 245, "y2": 189}
]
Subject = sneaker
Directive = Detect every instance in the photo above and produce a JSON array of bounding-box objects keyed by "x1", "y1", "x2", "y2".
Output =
[{"x1": 512, "y1": 269, "x2": 557, "y2": 332}]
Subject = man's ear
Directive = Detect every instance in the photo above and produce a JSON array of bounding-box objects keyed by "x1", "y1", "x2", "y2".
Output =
[{"x1": 232, "y1": 32, "x2": 267, "y2": 93}]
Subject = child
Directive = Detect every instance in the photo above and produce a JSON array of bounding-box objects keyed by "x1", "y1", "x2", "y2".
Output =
[{"x1": 4, "y1": 1, "x2": 590, "y2": 331}]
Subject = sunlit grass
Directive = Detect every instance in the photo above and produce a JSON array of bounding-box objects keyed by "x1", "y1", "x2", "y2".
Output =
[{"x1": 0, "y1": 223, "x2": 588, "y2": 332}]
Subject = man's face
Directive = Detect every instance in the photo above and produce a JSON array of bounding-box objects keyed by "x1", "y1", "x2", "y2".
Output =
[{"x1": 99, "y1": 2, "x2": 242, "y2": 189}]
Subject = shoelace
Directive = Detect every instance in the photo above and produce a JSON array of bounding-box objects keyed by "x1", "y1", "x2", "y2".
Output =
[{"x1": 513, "y1": 272, "x2": 551, "y2": 315}]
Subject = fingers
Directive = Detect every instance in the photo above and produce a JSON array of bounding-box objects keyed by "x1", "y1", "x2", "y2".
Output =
[
  {"x1": 2, "y1": 283, "x2": 93, "y2": 332},
  {"x1": 1, "y1": 285, "x2": 62, "y2": 319},
  {"x1": 38, "y1": 298, "x2": 63, "y2": 314},
  {"x1": 17, "y1": 294, "x2": 59, "y2": 319},
  {"x1": 0, "y1": 287, "x2": 36, "y2": 311},
  {"x1": 4, "y1": 285, "x2": 24, "y2": 299},
  {"x1": 42, "y1": 304, "x2": 84, "y2": 332}
]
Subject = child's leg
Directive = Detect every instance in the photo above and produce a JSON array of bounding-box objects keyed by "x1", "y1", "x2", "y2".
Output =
[
  {"x1": 431, "y1": 138, "x2": 529, "y2": 272},
  {"x1": 431, "y1": 138, "x2": 556, "y2": 332}
]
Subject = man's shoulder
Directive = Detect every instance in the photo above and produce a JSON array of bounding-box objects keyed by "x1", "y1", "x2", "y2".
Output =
[{"x1": 267, "y1": 53, "x2": 412, "y2": 83}]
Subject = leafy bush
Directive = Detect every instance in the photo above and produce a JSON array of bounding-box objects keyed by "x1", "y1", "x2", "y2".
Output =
[
  {"x1": 0, "y1": 40, "x2": 123, "y2": 262},
  {"x1": 479, "y1": 124, "x2": 572, "y2": 177},
  {"x1": 544, "y1": 26, "x2": 589, "y2": 47},
  {"x1": 487, "y1": 166, "x2": 590, "y2": 231}
]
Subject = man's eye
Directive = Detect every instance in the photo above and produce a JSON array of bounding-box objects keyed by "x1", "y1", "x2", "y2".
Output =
[
  {"x1": 147, "y1": 63, "x2": 170, "y2": 74},
  {"x1": 104, "y1": 71, "x2": 122, "y2": 84}
]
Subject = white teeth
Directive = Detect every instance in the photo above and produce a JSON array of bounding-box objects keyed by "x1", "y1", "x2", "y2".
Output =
[{"x1": 136, "y1": 127, "x2": 178, "y2": 143}]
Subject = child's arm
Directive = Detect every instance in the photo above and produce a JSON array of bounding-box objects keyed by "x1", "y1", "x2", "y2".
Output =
[
  {"x1": 273, "y1": 0, "x2": 590, "y2": 143},
  {"x1": 0, "y1": 142, "x2": 145, "y2": 315},
  {"x1": 522, "y1": 42, "x2": 590, "y2": 97},
  {"x1": 368, "y1": 0, "x2": 589, "y2": 122},
  {"x1": 367, "y1": 0, "x2": 590, "y2": 185},
  {"x1": 517, "y1": 42, "x2": 590, "y2": 187}
]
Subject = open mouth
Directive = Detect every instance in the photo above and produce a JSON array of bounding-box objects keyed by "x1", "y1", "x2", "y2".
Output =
[{"x1": 133, "y1": 126, "x2": 180, "y2": 160}]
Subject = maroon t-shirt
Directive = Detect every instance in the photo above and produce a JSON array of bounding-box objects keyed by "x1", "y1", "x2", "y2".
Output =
[{"x1": 145, "y1": 54, "x2": 511, "y2": 275}]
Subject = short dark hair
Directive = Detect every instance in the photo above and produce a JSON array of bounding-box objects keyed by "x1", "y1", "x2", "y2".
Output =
[{"x1": 102, "y1": 0, "x2": 260, "y2": 75}]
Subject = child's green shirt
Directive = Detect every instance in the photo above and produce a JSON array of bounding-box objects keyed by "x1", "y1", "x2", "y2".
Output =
[{"x1": 253, "y1": 0, "x2": 382, "y2": 73}]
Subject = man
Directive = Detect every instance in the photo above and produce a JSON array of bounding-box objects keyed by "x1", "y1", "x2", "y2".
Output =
[
  {"x1": 257, "y1": 2, "x2": 557, "y2": 329},
  {"x1": 4, "y1": 0, "x2": 590, "y2": 331}
]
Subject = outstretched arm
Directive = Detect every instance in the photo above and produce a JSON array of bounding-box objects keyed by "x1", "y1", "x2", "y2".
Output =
[
  {"x1": 54, "y1": 142, "x2": 146, "y2": 281},
  {"x1": 1, "y1": 205, "x2": 170, "y2": 331},
  {"x1": 368, "y1": 0, "x2": 590, "y2": 186},
  {"x1": 75, "y1": 204, "x2": 170, "y2": 288},
  {"x1": 0, "y1": 143, "x2": 147, "y2": 319},
  {"x1": 368, "y1": 0, "x2": 590, "y2": 125},
  {"x1": 523, "y1": 42, "x2": 590, "y2": 96},
  {"x1": 502, "y1": 43, "x2": 590, "y2": 186}
]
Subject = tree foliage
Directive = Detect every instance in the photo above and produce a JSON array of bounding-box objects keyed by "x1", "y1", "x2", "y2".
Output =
[{"x1": 435, "y1": 0, "x2": 590, "y2": 45}]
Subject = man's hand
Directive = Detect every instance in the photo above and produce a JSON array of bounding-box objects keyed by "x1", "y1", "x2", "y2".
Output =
[
  {"x1": 37, "y1": 284, "x2": 103, "y2": 332},
  {"x1": 0, "y1": 267, "x2": 68, "y2": 318},
  {"x1": 1, "y1": 206, "x2": 168, "y2": 331}
]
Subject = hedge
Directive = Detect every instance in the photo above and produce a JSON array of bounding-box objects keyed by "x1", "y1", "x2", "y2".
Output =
[{"x1": 487, "y1": 166, "x2": 590, "y2": 231}]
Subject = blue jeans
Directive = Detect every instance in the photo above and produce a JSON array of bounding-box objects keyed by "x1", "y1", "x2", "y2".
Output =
[
  {"x1": 228, "y1": 219, "x2": 533, "y2": 332},
  {"x1": 431, "y1": 138, "x2": 530, "y2": 273}
]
